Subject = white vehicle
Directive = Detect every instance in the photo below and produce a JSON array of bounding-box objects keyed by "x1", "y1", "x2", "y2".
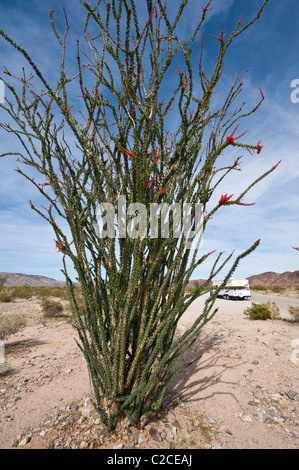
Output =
[{"x1": 210, "y1": 278, "x2": 251, "y2": 300}]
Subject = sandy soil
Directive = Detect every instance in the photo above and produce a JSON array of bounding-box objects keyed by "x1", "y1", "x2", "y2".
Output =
[{"x1": 0, "y1": 293, "x2": 298, "y2": 449}]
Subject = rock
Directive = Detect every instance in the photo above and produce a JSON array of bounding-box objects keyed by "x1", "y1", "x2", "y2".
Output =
[
  {"x1": 80, "y1": 441, "x2": 89, "y2": 449},
  {"x1": 286, "y1": 390, "x2": 297, "y2": 400},
  {"x1": 78, "y1": 405, "x2": 94, "y2": 418},
  {"x1": 39, "y1": 430, "x2": 47, "y2": 437},
  {"x1": 239, "y1": 414, "x2": 253, "y2": 423},
  {"x1": 18, "y1": 436, "x2": 31, "y2": 446},
  {"x1": 100, "y1": 428, "x2": 107, "y2": 440},
  {"x1": 138, "y1": 433, "x2": 146, "y2": 445},
  {"x1": 66, "y1": 368, "x2": 73, "y2": 374},
  {"x1": 70, "y1": 404, "x2": 78, "y2": 416},
  {"x1": 148, "y1": 427, "x2": 163, "y2": 442},
  {"x1": 264, "y1": 416, "x2": 274, "y2": 425},
  {"x1": 113, "y1": 443, "x2": 124, "y2": 449}
]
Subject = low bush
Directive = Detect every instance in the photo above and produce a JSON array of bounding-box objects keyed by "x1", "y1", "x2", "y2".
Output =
[
  {"x1": 0, "y1": 314, "x2": 27, "y2": 340},
  {"x1": 35, "y1": 286, "x2": 70, "y2": 300},
  {"x1": 40, "y1": 298, "x2": 64, "y2": 318},
  {"x1": 288, "y1": 306, "x2": 299, "y2": 322},
  {"x1": 0, "y1": 291, "x2": 13, "y2": 303},
  {"x1": 270, "y1": 285, "x2": 285, "y2": 294},
  {"x1": 252, "y1": 284, "x2": 268, "y2": 291},
  {"x1": 244, "y1": 301, "x2": 280, "y2": 320}
]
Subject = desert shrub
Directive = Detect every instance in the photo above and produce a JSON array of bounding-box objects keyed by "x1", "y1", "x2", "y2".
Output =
[
  {"x1": 266, "y1": 301, "x2": 280, "y2": 319},
  {"x1": 0, "y1": 362, "x2": 12, "y2": 376},
  {"x1": 9, "y1": 285, "x2": 36, "y2": 300},
  {"x1": 40, "y1": 298, "x2": 64, "y2": 318},
  {"x1": 252, "y1": 284, "x2": 268, "y2": 291},
  {"x1": 35, "y1": 286, "x2": 70, "y2": 300},
  {"x1": 0, "y1": 276, "x2": 6, "y2": 291},
  {"x1": 0, "y1": 314, "x2": 27, "y2": 340},
  {"x1": 244, "y1": 302, "x2": 280, "y2": 320},
  {"x1": 270, "y1": 285, "x2": 285, "y2": 294},
  {"x1": 0, "y1": 290, "x2": 13, "y2": 303},
  {"x1": 288, "y1": 306, "x2": 299, "y2": 322}
]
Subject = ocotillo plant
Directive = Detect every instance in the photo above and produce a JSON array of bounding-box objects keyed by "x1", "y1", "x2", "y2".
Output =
[{"x1": 0, "y1": 0, "x2": 279, "y2": 430}]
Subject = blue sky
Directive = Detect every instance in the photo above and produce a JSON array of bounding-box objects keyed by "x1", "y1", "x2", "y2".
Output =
[{"x1": 0, "y1": 0, "x2": 299, "y2": 282}]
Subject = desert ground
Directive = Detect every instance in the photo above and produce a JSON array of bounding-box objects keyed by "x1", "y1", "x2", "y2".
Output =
[{"x1": 0, "y1": 290, "x2": 298, "y2": 450}]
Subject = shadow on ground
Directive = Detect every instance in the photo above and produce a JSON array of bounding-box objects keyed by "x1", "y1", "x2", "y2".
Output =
[{"x1": 168, "y1": 330, "x2": 245, "y2": 404}]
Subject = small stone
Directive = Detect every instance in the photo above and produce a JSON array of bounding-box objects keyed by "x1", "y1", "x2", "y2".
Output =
[
  {"x1": 148, "y1": 427, "x2": 162, "y2": 442},
  {"x1": 248, "y1": 401, "x2": 257, "y2": 407},
  {"x1": 252, "y1": 437, "x2": 259, "y2": 444},
  {"x1": 138, "y1": 433, "x2": 146, "y2": 445},
  {"x1": 264, "y1": 416, "x2": 274, "y2": 425},
  {"x1": 39, "y1": 430, "x2": 47, "y2": 437},
  {"x1": 66, "y1": 368, "x2": 73, "y2": 374},
  {"x1": 239, "y1": 414, "x2": 253, "y2": 423},
  {"x1": 70, "y1": 404, "x2": 78, "y2": 416},
  {"x1": 80, "y1": 441, "x2": 89, "y2": 449},
  {"x1": 19, "y1": 436, "x2": 30, "y2": 446},
  {"x1": 79, "y1": 405, "x2": 94, "y2": 418},
  {"x1": 286, "y1": 390, "x2": 297, "y2": 400},
  {"x1": 166, "y1": 431, "x2": 174, "y2": 440},
  {"x1": 113, "y1": 443, "x2": 124, "y2": 450}
]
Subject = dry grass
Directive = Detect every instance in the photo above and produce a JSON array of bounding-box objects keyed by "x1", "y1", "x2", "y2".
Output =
[{"x1": 0, "y1": 314, "x2": 27, "y2": 340}]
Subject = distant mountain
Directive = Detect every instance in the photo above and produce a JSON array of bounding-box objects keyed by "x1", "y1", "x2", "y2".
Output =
[
  {"x1": 186, "y1": 279, "x2": 210, "y2": 289},
  {"x1": 186, "y1": 271, "x2": 299, "y2": 289},
  {"x1": 0, "y1": 272, "x2": 65, "y2": 287},
  {"x1": 248, "y1": 271, "x2": 299, "y2": 286},
  {"x1": 2, "y1": 270, "x2": 299, "y2": 289}
]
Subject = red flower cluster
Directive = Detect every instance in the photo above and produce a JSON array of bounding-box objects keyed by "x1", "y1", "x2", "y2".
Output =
[
  {"x1": 55, "y1": 240, "x2": 65, "y2": 252},
  {"x1": 256, "y1": 140, "x2": 264, "y2": 154},
  {"x1": 219, "y1": 193, "x2": 234, "y2": 205},
  {"x1": 226, "y1": 124, "x2": 247, "y2": 146},
  {"x1": 209, "y1": 30, "x2": 225, "y2": 43},
  {"x1": 118, "y1": 145, "x2": 136, "y2": 160},
  {"x1": 202, "y1": 0, "x2": 213, "y2": 12},
  {"x1": 146, "y1": 1, "x2": 158, "y2": 27},
  {"x1": 219, "y1": 193, "x2": 256, "y2": 207}
]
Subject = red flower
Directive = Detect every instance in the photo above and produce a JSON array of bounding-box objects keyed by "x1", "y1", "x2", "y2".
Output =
[
  {"x1": 209, "y1": 30, "x2": 225, "y2": 43},
  {"x1": 256, "y1": 140, "x2": 264, "y2": 154},
  {"x1": 146, "y1": 1, "x2": 157, "y2": 27},
  {"x1": 118, "y1": 145, "x2": 136, "y2": 160},
  {"x1": 235, "y1": 200, "x2": 256, "y2": 207},
  {"x1": 219, "y1": 193, "x2": 234, "y2": 205},
  {"x1": 271, "y1": 159, "x2": 282, "y2": 171},
  {"x1": 202, "y1": 1, "x2": 214, "y2": 12},
  {"x1": 226, "y1": 124, "x2": 247, "y2": 146},
  {"x1": 145, "y1": 175, "x2": 156, "y2": 190},
  {"x1": 55, "y1": 240, "x2": 65, "y2": 252}
]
